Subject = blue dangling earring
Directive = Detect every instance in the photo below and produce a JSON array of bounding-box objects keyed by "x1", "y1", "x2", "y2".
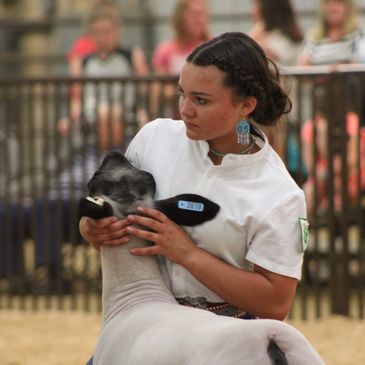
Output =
[{"x1": 236, "y1": 119, "x2": 250, "y2": 144}]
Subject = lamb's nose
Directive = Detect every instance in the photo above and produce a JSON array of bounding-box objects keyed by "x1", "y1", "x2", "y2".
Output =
[{"x1": 86, "y1": 196, "x2": 105, "y2": 206}]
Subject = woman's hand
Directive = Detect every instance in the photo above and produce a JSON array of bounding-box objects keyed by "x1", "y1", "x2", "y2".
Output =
[
  {"x1": 125, "y1": 207, "x2": 198, "y2": 265},
  {"x1": 79, "y1": 216, "x2": 131, "y2": 251},
  {"x1": 125, "y1": 209, "x2": 297, "y2": 320}
]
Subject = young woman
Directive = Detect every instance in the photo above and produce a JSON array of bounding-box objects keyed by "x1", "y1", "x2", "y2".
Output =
[{"x1": 80, "y1": 32, "x2": 307, "y2": 321}]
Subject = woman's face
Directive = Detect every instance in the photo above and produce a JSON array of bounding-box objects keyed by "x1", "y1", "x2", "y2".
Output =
[
  {"x1": 323, "y1": 0, "x2": 348, "y2": 27},
  {"x1": 183, "y1": 1, "x2": 208, "y2": 39},
  {"x1": 178, "y1": 62, "x2": 250, "y2": 149}
]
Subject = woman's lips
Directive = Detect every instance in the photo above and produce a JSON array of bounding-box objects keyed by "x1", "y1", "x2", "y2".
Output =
[{"x1": 184, "y1": 121, "x2": 198, "y2": 129}]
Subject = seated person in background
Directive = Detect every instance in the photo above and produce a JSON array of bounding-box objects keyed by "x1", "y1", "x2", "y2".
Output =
[
  {"x1": 249, "y1": 0, "x2": 303, "y2": 67},
  {"x1": 297, "y1": 0, "x2": 362, "y2": 66},
  {"x1": 152, "y1": 0, "x2": 210, "y2": 75},
  {"x1": 151, "y1": 0, "x2": 211, "y2": 118},
  {"x1": 72, "y1": 2, "x2": 149, "y2": 150},
  {"x1": 65, "y1": 0, "x2": 114, "y2": 125},
  {"x1": 248, "y1": 0, "x2": 303, "y2": 161},
  {"x1": 62, "y1": 0, "x2": 122, "y2": 129}
]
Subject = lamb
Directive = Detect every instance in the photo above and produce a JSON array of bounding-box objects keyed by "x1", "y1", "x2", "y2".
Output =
[{"x1": 79, "y1": 150, "x2": 325, "y2": 365}]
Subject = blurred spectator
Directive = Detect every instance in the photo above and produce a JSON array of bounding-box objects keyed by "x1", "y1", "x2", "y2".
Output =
[
  {"x1": 81, "y1": 4, "x2": 148, "y2": 149},
  {"x1": 297, "y1": 0, "x2": 362, "y2": 66},
  {"x1": 83, "y1": 3, "x2": 149, "y2": 147},
  {"x1": 66, "y1": 0, "x2": 111, "y2": 123},
  {"x1": 150, "y1": 0, "x2": 211, "y2": 118},
  {"x1": 152, "y1": 0, "x2": 210, "y2": 75},
  {"x1": 249, "y1": 0, "x2": 303, "y2": 67},
  {"x1": 301, "y1": 107, "x2": 364, "y2": 215},
  {"x1": 297, "y1": 0, "x2": 365, "y2": 216},
  {"x1": 61, "y1": 0, "x2": 149, "y2": 149},
  {"x1": 248, "y1": 0, "x2": 303, "y2": 163}
]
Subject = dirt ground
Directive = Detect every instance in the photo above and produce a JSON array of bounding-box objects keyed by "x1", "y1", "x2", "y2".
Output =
[{"x1": 0, "y1": 310, "x2": 364, "y2": 365}]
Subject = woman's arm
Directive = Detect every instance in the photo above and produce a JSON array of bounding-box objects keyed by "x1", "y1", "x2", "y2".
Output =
[
  {"x1": 182, "y1": 249, "x2": 297, "y2": 321},
  {"x1": 68, "y1": 56, "x2": 84, "y2": 122},
  {"x1": 132, "y1": 47, "x2": 149, "y2": 76},
  {"x1": 126, "y1": 207, "x2": 297, "y2": 320}
]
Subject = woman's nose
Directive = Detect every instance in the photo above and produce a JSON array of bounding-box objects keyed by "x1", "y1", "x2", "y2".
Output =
[{"x1": 179, "y1": 96, "x2": 195, "y2": 118}]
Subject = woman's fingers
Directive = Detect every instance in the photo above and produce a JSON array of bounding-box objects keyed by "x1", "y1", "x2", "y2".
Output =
[
  {"x1": 136, "y1": 207, "x2": 167, "y2": 223},
  {"x1": 125, "y1": 224, "x2": 158, "y2": 242},
  {"x1": 80, "y1": 216, "x2": 131, "y2": 247},
  {"x1": 126, "y1": 207, "x2": 167, "y2": 232},
  {"x1": 129, "y1": 245, "x2": 160, "y2": 256},
  {"x1": 85, "y1": 216, "x2": 117, "y2": 228}
]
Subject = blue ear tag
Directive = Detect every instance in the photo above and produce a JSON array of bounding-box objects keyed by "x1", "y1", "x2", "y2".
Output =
[
  {"x1": 178, "y1": 200, "x2": 204, "y2": 212},
  {"x1": 236, "y1": 120, "x2": 250, "y2": 144}
]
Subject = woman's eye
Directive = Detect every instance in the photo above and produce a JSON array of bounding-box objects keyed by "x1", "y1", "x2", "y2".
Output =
[{"x1": 196, "y1": 97, "x2": 207, "y2": 105}]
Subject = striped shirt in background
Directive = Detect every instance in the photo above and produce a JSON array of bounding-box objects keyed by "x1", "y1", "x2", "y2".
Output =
[{"x1": 300, "y1": 28, "x2": 364, "y2": 65}]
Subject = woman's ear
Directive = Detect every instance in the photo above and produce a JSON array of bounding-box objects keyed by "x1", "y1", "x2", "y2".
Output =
[{"x1": 240, "y1": 96, "x2": 257, "y2": 117}]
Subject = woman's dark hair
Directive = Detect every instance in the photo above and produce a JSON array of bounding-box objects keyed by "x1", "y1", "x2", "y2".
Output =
[
  {"x1": 258, "y1": 0, "x2": 303, "y2": 43},
  {"x1": 186, "y1": 32, "x2": 292, "y2": 126}
]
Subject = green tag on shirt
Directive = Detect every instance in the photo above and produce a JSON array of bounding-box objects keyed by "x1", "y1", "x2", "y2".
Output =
[{"x1": 299, "y1": 218, "x2": 310, "y2": 252}]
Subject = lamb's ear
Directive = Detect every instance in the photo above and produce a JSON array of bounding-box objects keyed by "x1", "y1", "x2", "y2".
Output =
[{"x1": 155, "y1": 194, "x2": 220, "y2": 226}]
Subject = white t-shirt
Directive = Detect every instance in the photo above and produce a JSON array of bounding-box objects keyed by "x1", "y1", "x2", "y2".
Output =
[{"x1": 126, "y1": 119, "x2": 307, "y2": 302}]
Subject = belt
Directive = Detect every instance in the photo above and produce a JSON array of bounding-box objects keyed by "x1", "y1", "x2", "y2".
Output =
[{"x1": 175, "y1": 296, "x2": 257, "y2": 319}]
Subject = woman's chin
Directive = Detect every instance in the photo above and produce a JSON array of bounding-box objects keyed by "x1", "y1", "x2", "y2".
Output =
[{"x1": 185, "y1": 129, "x2": 202, "y2": 141}]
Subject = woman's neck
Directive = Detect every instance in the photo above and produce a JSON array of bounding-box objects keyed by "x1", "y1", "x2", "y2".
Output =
[{"x1": 207, "y1": 135, "x2": 259, "y2": 165}]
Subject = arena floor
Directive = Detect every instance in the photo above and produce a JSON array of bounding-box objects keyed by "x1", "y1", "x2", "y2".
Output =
[{"x1": 1, "y1": 309, "x2": 364, "y2": 365}]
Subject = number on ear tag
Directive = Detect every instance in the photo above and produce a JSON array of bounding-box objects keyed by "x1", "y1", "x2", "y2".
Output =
[{"x1": 178, "y1": 200, "x2": 204, "y2": 212}]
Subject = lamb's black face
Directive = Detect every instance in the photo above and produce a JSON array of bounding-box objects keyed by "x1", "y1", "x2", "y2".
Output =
[
  {"x1": 87, "y1": 151, "x2": 156, "y2": 208},
  {"x1": 81, "y1": 151, "x2": 220, "y2": 225}
]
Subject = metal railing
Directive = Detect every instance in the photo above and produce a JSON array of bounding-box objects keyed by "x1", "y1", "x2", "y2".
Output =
[{"x1": 0, "y1": 68, "x2": 364, "y2": 319}]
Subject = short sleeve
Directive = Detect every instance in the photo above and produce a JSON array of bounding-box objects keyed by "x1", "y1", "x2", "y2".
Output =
[
  {"x1": 125, "y1": 119, "x2": 160, "y2": 168},
  {"x1": 245, "y1": 193, "x2": 307, "y2": 280},
  {"x1": 67, "y1": 37, "x2": 96, "y2": 60}
]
